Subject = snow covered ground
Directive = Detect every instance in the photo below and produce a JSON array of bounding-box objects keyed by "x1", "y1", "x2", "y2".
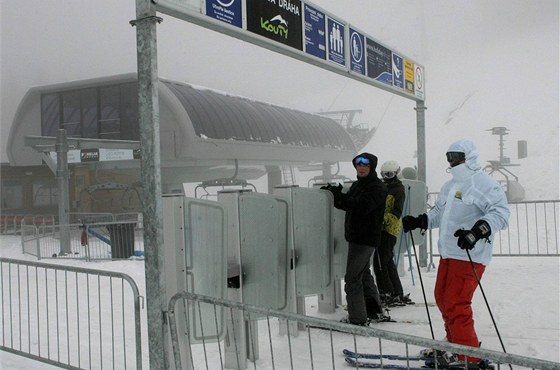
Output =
[{"x1": 0, "y1": 234, "x2": 558, "y2": 369}]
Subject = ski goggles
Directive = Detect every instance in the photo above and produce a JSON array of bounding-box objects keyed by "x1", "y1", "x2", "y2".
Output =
[
  {"x1": 381, "y1": 171, "x2": 397, "y2": 179},
  {"x1": 353, "y1": 157, "x2": 370, "y2": 166},
  {"x1": 446, "y1": 151, "x2": 466, "y2": 163}
]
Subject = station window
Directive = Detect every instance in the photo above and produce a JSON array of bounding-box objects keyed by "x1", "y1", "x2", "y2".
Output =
[
  {"x1": 0, "y1": 180, "x2": 23, "y2": 209},
  {"x1": 41, "y1": 83, "x2": 138, "y2": 140},
  {"x1": 33, "y1": 179, "x2": 58, "y2": 208}
]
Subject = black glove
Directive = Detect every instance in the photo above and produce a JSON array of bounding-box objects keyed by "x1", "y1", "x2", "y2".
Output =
[
  {"x1": 454, "y1": 220, "x2": 492, "y2": 250},
  {"x1": 402, "y1": 214, "x2": 428, "y2": 232},
  {"x1": 330, "y1": 183, "x2": 343, "y2": 195},
  {"x1": 320, "y1": 184, "x2": 331, "y2": 190}
]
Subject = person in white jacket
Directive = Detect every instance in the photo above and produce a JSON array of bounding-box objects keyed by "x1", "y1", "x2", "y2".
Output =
[{"x1": 402, "y1": 139, "x2": 510, "y2": 367}]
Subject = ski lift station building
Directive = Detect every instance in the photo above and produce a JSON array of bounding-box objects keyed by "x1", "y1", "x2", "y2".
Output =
[{"x1": 3, "y1": 74, "x2": 358, "y2": 215}]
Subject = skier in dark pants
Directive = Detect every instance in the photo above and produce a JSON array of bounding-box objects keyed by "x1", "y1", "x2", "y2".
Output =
[
  {"x1": 373, "y1": 160, "x2": 412, "y2": 306},
  {"x1": 322, "y1": 152, "x2": 388, "y2": 325}
]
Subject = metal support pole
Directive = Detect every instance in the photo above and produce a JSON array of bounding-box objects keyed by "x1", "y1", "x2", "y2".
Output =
[
  {"x1": 55, "y1": 129, "x2": 71, "y2": 255},
  {"x1": 133, "y1": 1, "x2": 166, "y2": 369},
  {"x1": 415, "y1": 101, "x2": 427, "y2": 184},
  {"x1": 415, "y1": 101, "x2": 428, "y2": 267}
]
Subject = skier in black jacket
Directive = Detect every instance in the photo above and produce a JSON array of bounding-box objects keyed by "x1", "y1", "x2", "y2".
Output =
[{"x1": 323, "y1": 152, "x2": 388, "y2": 325}]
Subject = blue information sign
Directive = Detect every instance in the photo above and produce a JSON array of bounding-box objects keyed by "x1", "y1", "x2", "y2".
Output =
[
  {"x1": 206, "y1": 0, "x2": 242, "y2": 28},
  {"x1": 349, "y1": 27, "x2": 365, "y2": 75},
  {"x1": 304, "y1": 4, "x2": 326, "y2": 60},
  {"x1": 366, "y1": 38, "x2": 392, "y2": 85},
  {"x1": 327, "y1": 17, "x2": 345, "y2": 66},
  {"x1": 392, "y1": 53, "x2": 404, "y2": 89}
]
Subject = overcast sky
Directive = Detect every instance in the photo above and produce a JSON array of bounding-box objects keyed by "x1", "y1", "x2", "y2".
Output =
[{"x1": 1, "y1": 0, "x2": 558, "y2": 197}]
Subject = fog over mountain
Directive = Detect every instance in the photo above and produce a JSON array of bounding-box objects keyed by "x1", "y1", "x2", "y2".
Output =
[{"x1": 1, "y1": 0, "x2": 558, "y2": 198}]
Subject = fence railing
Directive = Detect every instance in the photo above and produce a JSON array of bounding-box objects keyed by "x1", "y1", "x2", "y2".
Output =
[
  {"x1": 0, "y1": 257, "x2": 143, "y2": 369},
  {"x1": 21, "y1": 220, "x2": 144, "y2": 260},
  {"x1": 0, "y1": 214, "x2": 55, "y2": 235},
  {"x1": 168, "y1": 291, "x2": 560, "y2": 370},
  {"x1": 499, "y1": 200, "x2": 559, "y2": 255},
  {"x1": 424, "y1": 197, "x2": 559, "y2": 256},
  {"x1": 0, "y1": 212, "x2": 142, "y2": 236}
]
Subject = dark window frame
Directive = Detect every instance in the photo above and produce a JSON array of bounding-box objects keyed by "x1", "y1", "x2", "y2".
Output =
[{"x1": 40, "y1": 83, "x2": 138, "y2": 140}]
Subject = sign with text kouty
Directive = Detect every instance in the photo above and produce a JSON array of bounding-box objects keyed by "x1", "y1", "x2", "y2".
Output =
[{"x1": 246, "y1": 0, "x2": 303, "y2": 51}]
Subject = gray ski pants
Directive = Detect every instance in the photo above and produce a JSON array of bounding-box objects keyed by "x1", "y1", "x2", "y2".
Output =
[{"x1": 344, "y1": 242, "x2": 383, "y2": 323}]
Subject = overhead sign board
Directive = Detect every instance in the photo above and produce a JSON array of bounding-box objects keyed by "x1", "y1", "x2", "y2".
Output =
[
  {"x1": 326, "y1": 16, "x2": 345, "y2": 66},
  {"x1": 155, "y1": 0, "x2": 425, "y2": 101},
  {"x1": 206, "y1": 0, "x2": 243, "y2": 27},
  {"x1": 404, "y1": 59, "x2": 415, "y2": 95},
  {"x1": 366, "y1": 38, "x2": 392, "y2": 85},
  {"x1": 415, "y1": 64, "x2": 425, "y2": 100},
  {"x1": 392, "y1": 52, "x2": 404, "y2": 89},
  {"x1": 349, "y1": 27, "x2": 365, "y2": 75},
  {"x1": 303, "y1": 3, "x2": 326, "y2": 59},
  {"x1": 246, "y1": 0, "x2": 303, "y2": 51}
]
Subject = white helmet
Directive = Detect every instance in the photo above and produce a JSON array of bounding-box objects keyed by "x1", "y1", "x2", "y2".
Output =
[{"x1": 380, "y1": 160, "x2": 400, "y2": 180}]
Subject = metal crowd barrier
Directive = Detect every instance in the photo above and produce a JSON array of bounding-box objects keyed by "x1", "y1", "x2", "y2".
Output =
[
  {"x1": 0, "y1": 257, "x2": 143, "y2": 369},
  {"x1": 499, "y1": 200, "x2": 559, "y2": 255},
  {"x1": 424, "y1": 198, "x2": 559, "y2": 257},
  {"x1": 21, "y1": 220, "x2": 144, "y2": 260},
  {"x1": 0, "y1": 214, "x2": 55, "y2": 235},
  {"x1": 168, "y1": 292, "x2": 559, "y2": 370}
]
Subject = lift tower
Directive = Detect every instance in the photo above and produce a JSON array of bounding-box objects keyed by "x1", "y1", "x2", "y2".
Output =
[{"x1": 483, "y1": 126, "x2": 526, "y2": 201}]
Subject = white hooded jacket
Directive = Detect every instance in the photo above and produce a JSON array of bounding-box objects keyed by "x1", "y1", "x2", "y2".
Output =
[{"x1": 427, "y1": 139, "x2": 510, "y2": 265}]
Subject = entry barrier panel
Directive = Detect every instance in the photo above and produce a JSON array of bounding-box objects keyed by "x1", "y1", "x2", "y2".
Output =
[
  {"x1": 395, "y1": 179, "x2": 428, "y2": 274},
  {"x1": 218, "y1": 190, "x2": 290, "y2": 369},
  {"x1": 397, "y1": 179, "x2": 428, "y2": 250},
  {"x1": 237, "y1": 193, "x2": 289, "y2": 313},
  {"x1": 274, "y1": 186, "x2": 334, "y2": 296},
  {"x1": 328, "y1": 182, "x2": 353, "y2": 280},
  {"x1": 217, "y1": 191, "x2": 289, "y2": 313},
  {"x1": 162, "y1": 195, "x2": 228, "y2": 347},
  {"x1": 312, "y1": 182, "x2": 351, "y2": 314}
]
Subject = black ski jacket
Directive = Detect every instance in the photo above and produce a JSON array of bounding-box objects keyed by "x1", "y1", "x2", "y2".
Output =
[{"x1": 334, "y1": 152, "x2": 388, "y2": 247}]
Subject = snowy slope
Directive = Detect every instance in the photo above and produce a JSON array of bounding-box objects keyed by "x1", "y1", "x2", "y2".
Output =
[{"x1": 0, "y1": 235, "x2": 558, "y2": 369}]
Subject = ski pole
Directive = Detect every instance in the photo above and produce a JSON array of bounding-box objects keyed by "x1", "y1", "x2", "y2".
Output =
[
  {"x1": 409, "y1": 230, "x2": 435, "y2": 340},
  {"x1": 398, "y1": 185, "x2": 415, "y2": 285},
  {"x1": 395, "y1": 185, "x2": 412, "y2": 267},
  {"x1": 466, "y1": 249, "x2": 512, "y2": 370}
]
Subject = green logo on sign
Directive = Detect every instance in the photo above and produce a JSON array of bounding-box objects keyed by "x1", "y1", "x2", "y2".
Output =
[{"x1": 260, "y1": 15, "x2": 289, "y2": 39}]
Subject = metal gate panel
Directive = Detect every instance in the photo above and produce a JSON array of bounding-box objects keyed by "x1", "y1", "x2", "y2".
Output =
[
  {"x1": 291, "y1": 188, "x2": 333, "y2": 296},
  {"x1": 238, "y1": 193, "x2": 288, "y2": 313},
  {"x1": 332, "y1": 207, "x2": 348, "y2": 279},
  {"x1": 396, "y1": 180, "x2": 427, "y2": 252},
  {"x1": 332, "y1": 182, "x2": 352, "y2": 279},
  {"x1": 163, "y1": 195, "x2": 227, "y2": 346},
  {"x1": 183, "y1": 198, "x2": 227, "y2": 341}
]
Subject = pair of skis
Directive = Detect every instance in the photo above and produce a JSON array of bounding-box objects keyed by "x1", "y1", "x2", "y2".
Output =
[
  {"x1": 344, "y1": 349, "x2": 425, "y2": 369},
  {"x1": 343, "y1": 349, "x2": 494, "y2": 369}
]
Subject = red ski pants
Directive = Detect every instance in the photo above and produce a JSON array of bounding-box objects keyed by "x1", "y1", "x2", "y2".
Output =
[{"x1": 434, "y1": 258, "x2": 485, "y2": 361}]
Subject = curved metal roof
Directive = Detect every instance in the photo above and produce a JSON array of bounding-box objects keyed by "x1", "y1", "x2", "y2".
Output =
[{"x1": 162, "y1": 80, "x2": 356, "y2": 151}]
